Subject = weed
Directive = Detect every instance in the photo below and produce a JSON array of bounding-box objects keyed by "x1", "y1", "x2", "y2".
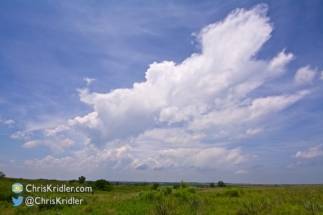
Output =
[
  {"x1": 303, "y1": 200, "x2": 323, "y2": 214},
  {"x1": 217, "y1": 188, "x2": 240, "y2": 197},
  {"x1": 153, "y1": 197, "x2": 176, "y2": 215},
  {"x1": 237, "y1": 198, "x2": 270, "y2": 215}
]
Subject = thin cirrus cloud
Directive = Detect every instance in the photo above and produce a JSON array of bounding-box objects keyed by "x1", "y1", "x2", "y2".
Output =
[
  {"x1": 23, "y1": 137, "x2": 74, "y2": 154},
  {"x1": 292, "y1": 144, "x2": 323, "y2": 159},
  {"x1": 11, "y1": 4, "x2": 320, "y2": 179}
]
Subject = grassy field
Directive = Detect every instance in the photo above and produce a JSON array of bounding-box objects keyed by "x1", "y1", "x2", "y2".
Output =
[{"x1": 0, "y1": 177, "x2": 323, "y2": 214}]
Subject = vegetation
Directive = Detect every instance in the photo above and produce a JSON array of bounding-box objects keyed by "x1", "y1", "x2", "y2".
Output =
[
  {"x1": 0, "y1": 171, "x2": 5, "y2": 178},
  {"x1": 78, "y1": 176, "x2": 86, "y2": 184},
  {"x1": 95, "y1": 179, "x2": 113, "y2": 191},
  {"x1": 149, "y1": 183, "x2": 160, "y2": 191},
  {"x1": 218, "y1": 180, "x2": 226, "y2": 187},
  {"x1": 0, "y1": 177, "x2": 322, "y2": 214}
]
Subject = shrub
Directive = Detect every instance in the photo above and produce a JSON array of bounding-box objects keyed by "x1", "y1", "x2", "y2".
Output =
[
  {"x1": 217, "y1": 188, "x2": 240, "y2": 197},
  {"x1": 218, "y1": 181, "x2": 225, "y2": 187},
  {"x1": 68, "y1": 179, "x2": 77, "y2": 184},
  {"x1": 186, "y1": 187, "x2": 196, "y2": 194},
  {"x1": 188, "y1": 195, "x2": 203, "y2": 212},
  {"x1": 95, "y1": 179, "x2": 113, "y2": 191},
  {"x1": 224, "y1": 188, "x2": 240, "y2": 197},
  {"x1": 153, "y1": 197, "x2": 176, "y2": 215},
  {"x1": 157, "y1": 186, "x2": 173, "y2": 196},
  {"x1": 180, "y1": 180, "x2": 189, "y2": 189},
  {"x1": 150, "y1": 183, "x2": 160, "y2": 191},
  {"x1": 173, "y1": 184, "x2": 180, "y2": 189},
  {"x1": 210, "y1": 182, "x2": 215, "y2": 188},
  {"x1": 139, "y1": 190, "x2": 157, "y2": 202},
  {"x1": 172, "y1": 188, "x2": 195, "y2": 202}
]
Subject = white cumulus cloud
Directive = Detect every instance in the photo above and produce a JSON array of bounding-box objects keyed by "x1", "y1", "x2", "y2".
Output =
[
  {"x1": 18, "y1": 4, "x2": 316, "y2": 173},
  {"x1": 67, "y1": 4, "x2": 302, "y2": 147},
  {"x1": 294, "y1": 66, "x2": 316, "y2": 85}
]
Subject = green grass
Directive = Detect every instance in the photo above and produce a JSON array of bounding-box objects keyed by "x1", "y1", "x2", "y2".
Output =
[{"x1": 1, "y1": 178, "x2": 323, "y2": 214}]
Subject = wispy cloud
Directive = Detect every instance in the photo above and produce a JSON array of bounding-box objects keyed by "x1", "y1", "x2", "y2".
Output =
[
  {"x1": 83, "y1": 77, "x2": 96, "y2": 86},
  {"x1": 235, "y1": 170, "x2": 248, "y2": 174},
  {"x1": 23, "y1": 137, "x2": 74, "y2": 154},
  {"x1": 292, "y1": 144, "x2": 323, "y2": 158}
]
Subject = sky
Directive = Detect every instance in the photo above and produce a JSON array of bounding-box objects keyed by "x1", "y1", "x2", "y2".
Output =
[{"x1": 0, "y1": 0, "x2": 322, "y2": 184}]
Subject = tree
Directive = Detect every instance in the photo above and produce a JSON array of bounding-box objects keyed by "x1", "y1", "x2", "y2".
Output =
[
  {"x1": 217, "y1": 181, "x2": 226, "y2": 187},
  {"x1": 149, "y1": 183, "x2": 159, "y2": 190},
  {"x1": 210, "y1": 182, "x2": 215, "y2": 188},
  {"x1": 95, "y1": 179, "x2": 113, "y2": 191},
  {"x1": 0, "y1": 171, "x2": 5, "y2": 178},
  {"x1": 180, "y1": 180, "x2": 189, "y2": 189},
  {"x1": 78, "y1": 176, "x2": 86, "y2": 184}
]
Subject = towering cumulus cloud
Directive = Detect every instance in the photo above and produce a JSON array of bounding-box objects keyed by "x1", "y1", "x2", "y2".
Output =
[
  {"x1": 24, "y1": 4, "x2": 313, "y2": 173},
  {"x1": 68, "y1": 4, "x2": 300, "y2": 145}
]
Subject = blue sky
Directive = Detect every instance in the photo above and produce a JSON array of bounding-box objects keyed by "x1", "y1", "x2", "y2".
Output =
[{"x1": 0, "y1": 0, "x2": 322, "y2": 184}]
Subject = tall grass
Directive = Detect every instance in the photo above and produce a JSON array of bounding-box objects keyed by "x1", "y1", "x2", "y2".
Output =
[{"x1": 0, "y1": 178, "x2": 323, "y2": 214}]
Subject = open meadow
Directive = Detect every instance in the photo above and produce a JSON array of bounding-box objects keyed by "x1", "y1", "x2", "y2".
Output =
[{"x1": 1, "y1": 178, "x2": 323, "y2": 215}]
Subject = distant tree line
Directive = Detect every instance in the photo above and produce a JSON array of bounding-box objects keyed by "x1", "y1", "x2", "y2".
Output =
[
  {"x1": 68, "y1": 176, "x2": 113, "y2": 191},
  {"x1": 210, "y1": 181, "x2": 226, "y2": 188}
]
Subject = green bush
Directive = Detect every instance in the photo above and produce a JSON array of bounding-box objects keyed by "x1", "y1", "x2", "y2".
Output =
[
  {"x1": 139, "y1": 190, "x2": 157, "y2": 202},
  {"x1": 217, "y1": 188, "x2": 240, "y2": 197},
  {"x1": 95, "y1": 179, "x2": 113, "y2": 191},
  {"x1": 153, "y1": 197, "x2": 176, "y2": 215},
  {"x1": 218, "y1": 181, "x2": 226, "y2": 187},
  {"x1": 149, "y1": 183, "x2": 160, "y2": 191},
  {"x1": 180, "y1": 180, "x2": 189, "y2": 189},
  {"x1": 173, "y1": 184, "x2": 180, "y2": 189},
  {"x1": 157, "y1": 186, "x2": 173, "y2": 196},
  {"x1": 186, "y1": 187, "x2": 196, "y2": 194},
  {"x1": 187, "y1": 195, "x2": 203, "y2": 211},
  {"x1": 172, "y1": 188, "x2": 196, "y2": 202}
]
